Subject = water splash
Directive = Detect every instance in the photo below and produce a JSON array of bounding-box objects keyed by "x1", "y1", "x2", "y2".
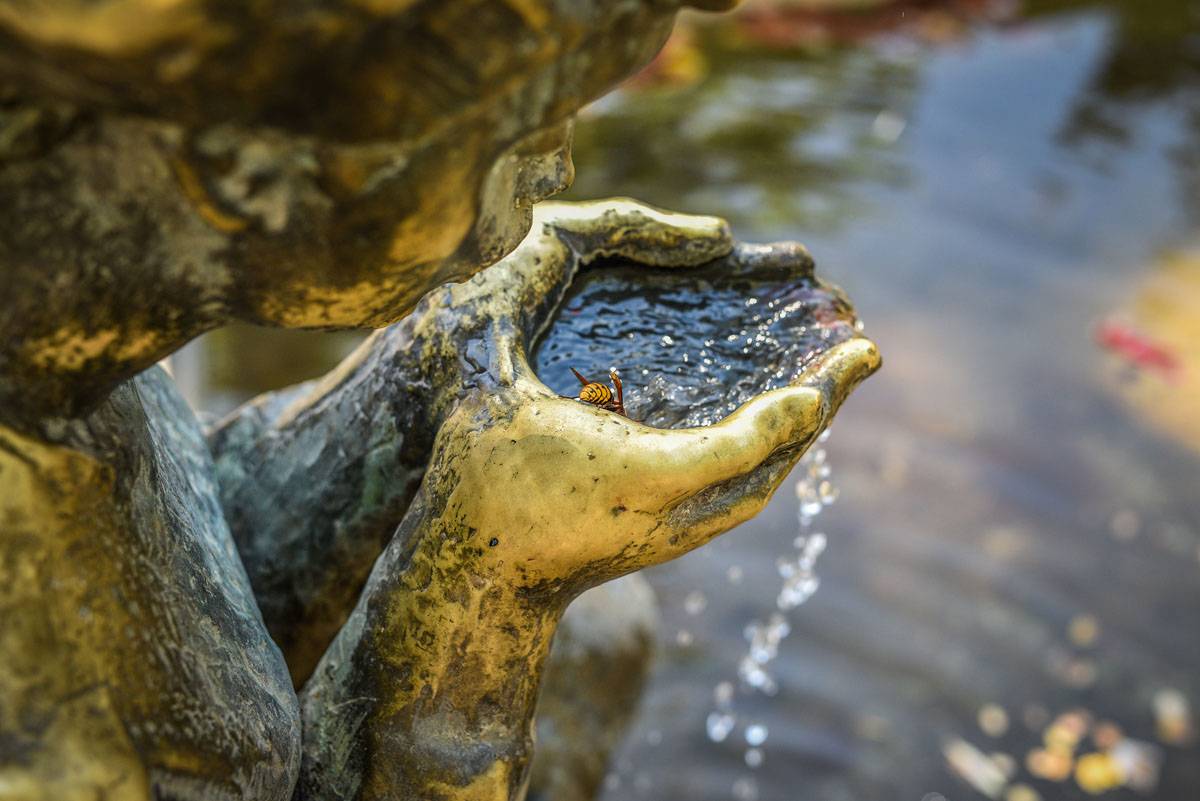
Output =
[{"x1": 705, "y1": 430, "x2": 839, "y2": 796}]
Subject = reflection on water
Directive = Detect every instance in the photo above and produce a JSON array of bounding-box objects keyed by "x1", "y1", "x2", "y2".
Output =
[
  {"x1": 1103, "y1": 249, "x2": 1200, "y2": 453},
  {"x1": 562, "y1": 2, "x2": 1200, "y2": 800},
  {"x1": 571, "y1": 44, "x2": 916, "y2": 234}
]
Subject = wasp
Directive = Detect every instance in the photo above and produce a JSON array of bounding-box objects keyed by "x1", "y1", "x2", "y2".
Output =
[{"x1": 564, "y1": 367, "x2": 628, "y2": 417}]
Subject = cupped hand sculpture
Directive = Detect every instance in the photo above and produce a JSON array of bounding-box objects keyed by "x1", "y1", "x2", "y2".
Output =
[{"x1": 290, "y1": 201, "x2": 880, "y2": 800}]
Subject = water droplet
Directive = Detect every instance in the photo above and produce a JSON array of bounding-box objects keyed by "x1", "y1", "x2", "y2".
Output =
[
  {"x1": 745, "y1": 724, "x2": 768, "y2": 746},
  {"x1": 732, "y1": 777, "x2": 759, "y2": 801},
  {"x1": 737, "y1": 656, "x2": 777, "y2": 694},
  {"x1": 676, "y1": 629, "x2": 694, "y2": 647},
  {"x1": 798, "y1": 498, "x2": 823, "y2": 520},
  {"x1": 684, "y1": 590, "x2": 708, "y2": 616},
  {"x1": 704, "y1": 442, "x2": 838, "y2": 776},
  {"x1": 766, "y1": 613, "x2": 790, "y2": 640},
  {"x1": 706, "y1": 712, "x2": 735, "y2": 743}
]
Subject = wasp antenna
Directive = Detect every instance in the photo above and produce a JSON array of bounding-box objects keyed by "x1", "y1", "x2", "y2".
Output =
[{"x1": 570, "y1": 367, "x2": 591, "y2": 387}]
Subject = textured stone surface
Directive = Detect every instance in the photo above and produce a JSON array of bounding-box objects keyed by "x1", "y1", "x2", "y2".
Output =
[{"x1": 0, "y1": 367, "x2": 300, "y2": 800}]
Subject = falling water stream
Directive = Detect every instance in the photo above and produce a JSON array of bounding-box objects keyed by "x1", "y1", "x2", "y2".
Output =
[
  {"x1": 703, "y1": 431, "x2": 837, "y2": 801},
  {"x1": 531, "y1": 247, "x2": 869, "y2": 801}
]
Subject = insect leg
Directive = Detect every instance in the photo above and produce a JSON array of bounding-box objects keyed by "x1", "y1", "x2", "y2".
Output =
[{"x1": 610, "y1": 369, "x2": 627, "y2": 417}]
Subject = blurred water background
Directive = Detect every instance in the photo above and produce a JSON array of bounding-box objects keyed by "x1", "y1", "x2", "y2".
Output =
[{"x1": 175, "y1": 1, "x2": 1200, "y2": 798}]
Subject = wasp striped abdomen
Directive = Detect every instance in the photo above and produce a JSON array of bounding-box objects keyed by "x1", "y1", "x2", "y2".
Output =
[
  {"x1": 565, "y1": 367, "x2": 628, "y2": 417},
  {"x1": 579, "y1": 382, "x2": 613, "y2": 406}
]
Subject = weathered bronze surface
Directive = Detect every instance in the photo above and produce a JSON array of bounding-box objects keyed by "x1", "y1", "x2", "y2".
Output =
[
  {"x1": 290, "y1": 201, "x2": 879, "y2": 799},
  {"x1": 0, "y1": 3, "x2": 885, "y2": 799},
  {"x1": 1, "y1": 194, "x2": 877, "y2": 800},
  {"x1": 0, "y1": 0, "x2": 732, "y2": 424},
  {"x1": 0, "y1": 368, "x2": 300, "y2": 800},
  {"x1": 207, "y1": 200, "x2": 739, "y2": 686}
]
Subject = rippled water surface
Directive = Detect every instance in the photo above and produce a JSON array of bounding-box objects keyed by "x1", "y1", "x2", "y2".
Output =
[{"x1": 534, "y1": 246, "x2": 860, "y2": 427}]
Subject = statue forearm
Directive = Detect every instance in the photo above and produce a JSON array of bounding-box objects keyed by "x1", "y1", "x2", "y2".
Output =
[
  {"x1": 207, "y1": 200, "x2": 735, "y2": 685},
  {"x1": 207, "y1": 324, "x2": 451, "y2": 684}
]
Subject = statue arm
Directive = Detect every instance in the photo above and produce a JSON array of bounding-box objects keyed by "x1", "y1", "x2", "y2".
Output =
[
  {"x1": 206, "y1": 199, "x2": 737, "y2": 684},
  {"x1": 294, "y1": 226, "x2": 880, "y2": 798}
]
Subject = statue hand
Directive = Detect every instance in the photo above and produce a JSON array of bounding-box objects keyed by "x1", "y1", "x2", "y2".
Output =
[
  {"x1": 434, "y1": 337, "x2": 878, "y2": 593},
  {"x1": 295, "y1": 199, "x2": 879, "y2": 800}
]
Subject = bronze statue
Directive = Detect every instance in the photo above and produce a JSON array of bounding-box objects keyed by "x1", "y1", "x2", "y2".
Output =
[{"x1": 0, "y1": 3, "x2": 879, "y2": 800}]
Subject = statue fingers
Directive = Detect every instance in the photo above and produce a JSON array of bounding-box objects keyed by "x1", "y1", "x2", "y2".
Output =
[
  {"x1": 616, "y1": 384, "x2": 830, "y2": 513},
  {"x1": 791, "y1": 337, "x2": 881, "y2": 408},
  {"x1": 594, "y1": 338, "x2": 879, "y2": 570},
  {"x1": 534, "y1": 199, "x2": 732, "y2": 269}
]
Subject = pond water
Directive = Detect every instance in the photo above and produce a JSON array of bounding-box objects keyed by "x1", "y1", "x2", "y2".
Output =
[
  {"x1": 176, "y1": 2, "x2": 1200, "y2": 799},
  {"x1": 558, "y1": 2, "x2": 1200, "y2": 800}
]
